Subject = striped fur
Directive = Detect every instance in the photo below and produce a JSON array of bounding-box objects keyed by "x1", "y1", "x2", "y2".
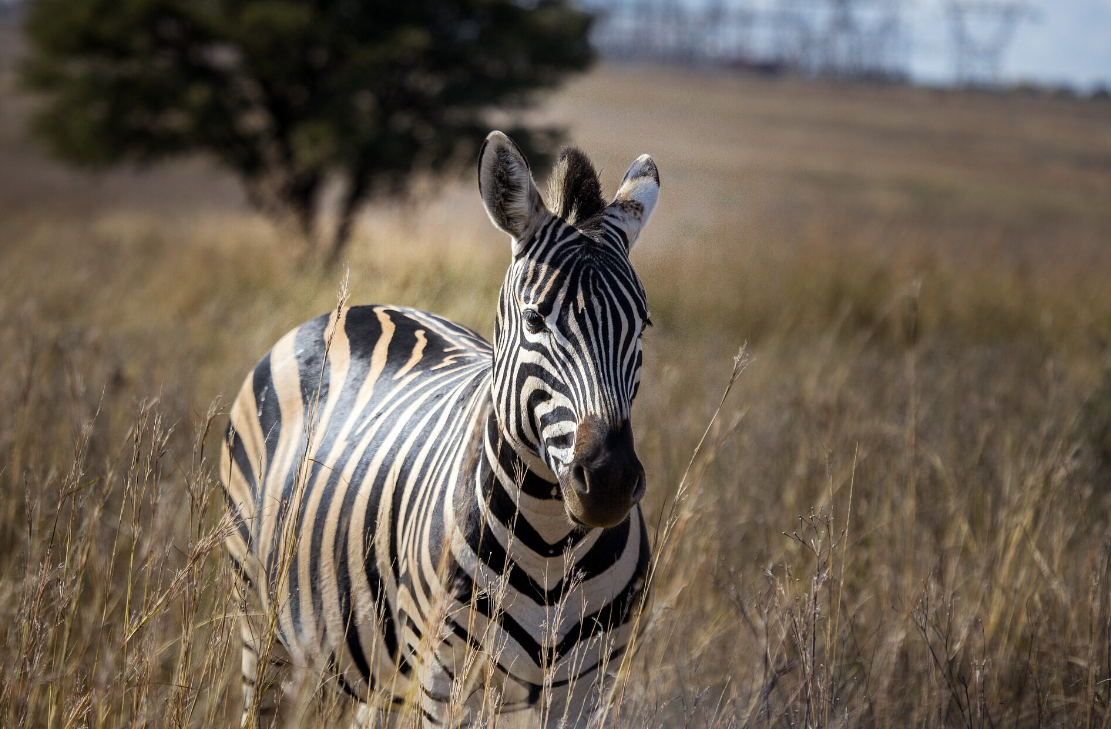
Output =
[{"x1": 222, "y1": 132, "x2": 660, "y2": 727}]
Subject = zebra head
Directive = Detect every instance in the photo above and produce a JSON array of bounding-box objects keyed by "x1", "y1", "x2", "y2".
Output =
[{"x1": 479, "y1": 131, "x2": 660, "y2": 529}]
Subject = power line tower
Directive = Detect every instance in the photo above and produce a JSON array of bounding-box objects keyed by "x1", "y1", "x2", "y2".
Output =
[
  {"x1": 820, "y1": 0, "x2": 863, "y2": 76},
  {"x1": 585, "y1": 0, "x2": 908, "y2": 80},
  {"x1": 777, "y1": 0, "x2": 907, "y2": 80},
  {"x1": 947, "y1": 1, "x2": 1035, "y2": 87}
]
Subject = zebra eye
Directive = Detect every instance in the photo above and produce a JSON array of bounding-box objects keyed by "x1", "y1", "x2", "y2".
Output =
[{"x1": 522, "y1": 309, "x2": 547, "y2": 334}]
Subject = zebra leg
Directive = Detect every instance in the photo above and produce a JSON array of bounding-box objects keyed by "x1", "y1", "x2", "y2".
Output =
[
  {"x1": 233, "y1": 566, "x2": 293, "y2": 729},
  {"x1": 416, "y1": 658, "x2": 455, "y2": 728},
  {"x1": 416, "y1": 631, "x2": 486, "y2": 728},
  {"x1": 238, "y1": 612, "x2": 294, "y2": 728},
  {"x1": 346, "y1": 702, "x2": 388, "y2": 729},
  {"x1": 538, "y1": 669, "x2": 616, "y2": 729}
]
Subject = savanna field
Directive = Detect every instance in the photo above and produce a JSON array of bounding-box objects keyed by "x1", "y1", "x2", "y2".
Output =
[{"x1": 4, "y1": 20, "x2": 1111, "y2": 727}]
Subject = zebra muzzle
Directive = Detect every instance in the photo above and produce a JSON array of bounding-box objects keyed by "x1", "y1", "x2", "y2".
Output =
[{"x1": 562, "y1": 417, "x2": 646, "y2": 528}]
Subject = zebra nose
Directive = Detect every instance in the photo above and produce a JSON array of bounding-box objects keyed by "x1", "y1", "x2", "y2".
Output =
[{"x1": 567, "y1": 417, "x2": 645, "y2": 505}]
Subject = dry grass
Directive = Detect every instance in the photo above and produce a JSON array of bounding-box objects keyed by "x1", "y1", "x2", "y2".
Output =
[{"x1": 3, "y1": 48, "x2": 1111, "y2": 727}]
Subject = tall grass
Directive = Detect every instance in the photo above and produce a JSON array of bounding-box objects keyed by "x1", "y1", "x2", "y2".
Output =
[
  {"x1": 0, "y1": 337, "x2": 240, "y2": 727},
  {"x1": 3, "y1": 211, "x2": 1111, "y2": 726}
]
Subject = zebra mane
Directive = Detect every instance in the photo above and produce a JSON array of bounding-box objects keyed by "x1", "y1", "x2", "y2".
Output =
[{"x1": 546, "y1": 146, "x2": 607, "y2": 234}]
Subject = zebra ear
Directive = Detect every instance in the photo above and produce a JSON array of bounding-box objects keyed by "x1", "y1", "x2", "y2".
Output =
[
  {"x1": 478, "y1": 131, "x2": 546, "y2": 253},
  {"x1": 605, "y1": 155, "x2": 660, "y2": 251}
]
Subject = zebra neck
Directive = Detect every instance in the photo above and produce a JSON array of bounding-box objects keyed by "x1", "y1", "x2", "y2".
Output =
[{"x1": 476, "y1": 410, "x2": 583, "y2": 548}]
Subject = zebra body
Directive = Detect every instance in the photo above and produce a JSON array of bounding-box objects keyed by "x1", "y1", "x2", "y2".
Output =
[{"x1": 222, "y1": 132, "x2": 660, "y2": 727}]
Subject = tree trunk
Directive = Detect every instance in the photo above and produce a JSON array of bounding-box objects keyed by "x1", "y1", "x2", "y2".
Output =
[
  {"x1": 286, "y1": 175, "x2": 321, "y2": 252},
  {"x1": 326, "y1": 167, "x2": 371, "y2": 268}
]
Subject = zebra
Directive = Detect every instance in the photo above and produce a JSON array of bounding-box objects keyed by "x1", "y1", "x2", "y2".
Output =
[{"x1": 221, "y1": 131, "x2": 660, "y2": 728}]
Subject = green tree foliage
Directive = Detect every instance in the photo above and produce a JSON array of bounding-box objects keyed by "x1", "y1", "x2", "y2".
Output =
[{"x1": 21, "y1": 0, "x2": 594, "y2": 262}]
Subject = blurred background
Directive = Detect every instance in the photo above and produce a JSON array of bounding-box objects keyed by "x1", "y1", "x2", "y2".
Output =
[{"x1": 1, "y1": 1, "x2": 1111, "y2": 727}]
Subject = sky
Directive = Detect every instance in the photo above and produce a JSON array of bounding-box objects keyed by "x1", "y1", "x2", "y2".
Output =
[
  {"x1": 2, "y1": 0, "x2": 1108, "y2": 89},
  {"x1": 906, "y1": 0, "x2": 1111, "y2": 88}
]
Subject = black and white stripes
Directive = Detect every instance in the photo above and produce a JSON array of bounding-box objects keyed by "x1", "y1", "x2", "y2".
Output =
[{"x1": 222, "y1": 131, "x2": 661, "y2": 727}]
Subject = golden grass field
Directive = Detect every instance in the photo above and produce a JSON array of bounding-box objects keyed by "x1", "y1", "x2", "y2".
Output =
[{"x1": 3, "y1": 23, "x2": 1111, "y2": 726}]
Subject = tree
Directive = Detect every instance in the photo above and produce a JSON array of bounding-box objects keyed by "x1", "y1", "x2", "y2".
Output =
[{"x1": 21, "y1": 0, "x2": 594, "y2": 263}]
